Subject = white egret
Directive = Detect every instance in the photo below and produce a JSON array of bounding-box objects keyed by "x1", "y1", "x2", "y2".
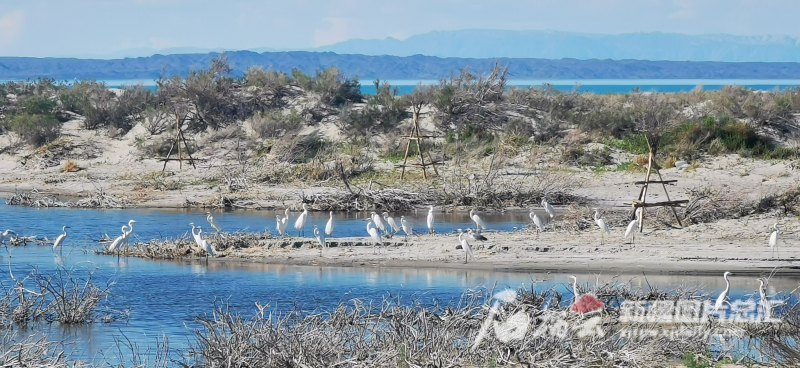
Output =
[
  {"x1": 568, "y1": 275, "x2": 580, "y2": 303},
  {"x1": 280, "y1": 208, "x2": 290, "y2": 236},
  {"x1": 294, "y1": 204, "x2": 309, "y2": 237},
  {"x1": 769, "y1": 223, "x2": 780, "y2": 258},
  {"x1": 624, "y1": 208, "x2": 642, "y2": 247},
  {"x1": 366, "y1": 219, "x2": 383, "y2": 254},
  {"x1": 0, "y1": 230, "x2": 16, "y2": 245},
  {"x1": 313, "y1": 225, "x2": 326, "y2": 256},
  {"x1": 529, "y1": 209, "x2": 544, "y2": 237},
  {"x1": 121, "y1": 219, "x2": 136, "y2": 246},
  {"x1": 107, "y1": 225, "x2": 129, "y2": 254},
  {"x1": 400, "y1": 216, "x2": 413, "y2": 243},
  {"x1": 275, "y1": 215, "x2": 286, "y2": 236},
  {"x1": 53, "y1": 226, "x2": 69, "y2": 252},
  {"x1": 757, "y1": 277, "x2": 773, "y2": 321},
  {"x1": 427, "y1": 206, "x2": 435, "y2": 234},
  {"x1": 712, "y1": 271, "x2": 733, "y2": 315},
  {"x1": 206, "y1": 212, "x2": 222, "y2": 233},
  {"x1": 371, "y1": 212, "x2": 387, "y2": 234},
  {"x1": 384, "y1": 212, "x2": 399, "y2": 235},
  {"x1": 593, "y1": 208, "x2": 610, "y2": 245},
  {"x1": 457, "y1": 229, "x2": 475, "y2": 264},
  {"x1": 325, "y1": 211, "x2": 334, "y2": 236},
  {"x1": 196, "y1": 227, "x2": 215, "y2": 262},
  {"x1": 189, "y1": 223, "x2": 203, "y2": 248},
  {"x1": 469, "y1": 209, "x2": 487, "y2": 231},
  {"x1": 542, "y1": 199, "x2": 555, "y2": 219}
]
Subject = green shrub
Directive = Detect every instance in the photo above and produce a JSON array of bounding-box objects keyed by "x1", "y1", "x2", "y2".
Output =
[
  {"x1": 2, "y1": 113, "x2": 62, "y2": 147},
  {"x1": 19, "y1": 95, "x2": 57, "y2": 115},
  {"x1": 251, "y1": 109, "x2": 303, "y2": 139},
  {"x1": 605, "y1": 134, "x2": 650, "y2": 154}
]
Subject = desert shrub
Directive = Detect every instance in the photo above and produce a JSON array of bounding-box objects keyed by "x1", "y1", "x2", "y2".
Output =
[
  {"x1": 306, "y1": 67, "x2": 362, "y2": 107},
  {"x1": 578, "y1": 106, "x2": 635, "y2": 138},
  {"x1": 561, "y1": 145, "x2": 613, "y2": 167},
  {"x1": 83, "y1": 85, "x2": 152, "y2": 134},
  {"x1": 251, "y1": 109, "x2": 302, "y2": 139},
  {"x1": 19, "y1": 95, "x2": 57, "y2": 116},
  {"x1": 1, "y1": 113, "x2": 61, "y2": 147},
  {"x1": 270, "y1": 135, "x2": 328, "y2": 164},
  {"x1": 606, "y1": 134, "x2": 650, "y2": 154},
  {"x1": 661, "y1": 116, "x2": 779, "y2": 159},
  {"x1": 242, "y1": 66, "x2": 296, "y2": 110},
  {"x1": 336, "y1": 84, "x2": 410, "y2": 139},
  {"x1": 137, "y1": 136, "x2": 198, "y2": 158},
  {"x1": 433, "y1": 64, "x2": 508, "y2": 132},
  {"x1": 142, "y1": 106, "x2": 172, "y2": 135}
]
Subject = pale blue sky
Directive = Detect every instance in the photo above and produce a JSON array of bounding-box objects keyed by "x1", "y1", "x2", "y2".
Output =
[{"x1": 1, "y1": 0, "x2": 799, "y2": 57}]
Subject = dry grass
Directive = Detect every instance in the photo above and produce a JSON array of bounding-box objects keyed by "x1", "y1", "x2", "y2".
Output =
[
  {"x1": 663, "y1": 156, "x2": 677, "y2": 169},
  {"x1": 61, "y1": 159, "x2": 79, "y2": 172}
]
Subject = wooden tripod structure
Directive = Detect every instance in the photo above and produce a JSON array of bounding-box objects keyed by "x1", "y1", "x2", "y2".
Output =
[
  {"x1": 397, "y1": 102, "x2": 440, "y2": 179},
  {"x1": 160, "y1": 114, "x2": 197, "y2": 173},
  {"x1": 628, "y1": 150, "x2": 687, "y2": 232}
]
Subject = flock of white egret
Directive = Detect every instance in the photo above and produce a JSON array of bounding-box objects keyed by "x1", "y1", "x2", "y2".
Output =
[{"x1": 0, "y1": 198, "x2": 785, "y2": 266}]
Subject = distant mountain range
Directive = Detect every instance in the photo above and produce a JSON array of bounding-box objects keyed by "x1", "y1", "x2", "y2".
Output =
[
  {"x1": 315, "y1": 30, "x2": 800, "y2": 62},
  {"x1": 3, "y1": 51, "x2": 800, "y2": 81},
  {"x1": 65, "y1": 30, "x2": 800, "y2": 63}
]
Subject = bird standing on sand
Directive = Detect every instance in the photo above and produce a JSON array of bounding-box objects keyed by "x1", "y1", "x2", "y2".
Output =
[
  {"x1": 206, "y1": 212, "x2": 222, "y2": 233},
  {"x1": 457, "y1": 229, "x2": 475, "y2": 264},
  {"x1": 427, "y1": 206, "x2": 435, "y2": 234},
  {"x1": 624, "y1": 208, "x2": 641, "y2": 247},
  {"x1": 769, "y1": 223, "x2": 781, "y2": 258},
  {"x1": 712, "y1": 271, "x2": 733, "y2": 315},
  {"x1": 366, "y1": 219, "x2": 383, "y2": 254},
  {"x1": 400, "y1": 216, "x2": 413, "y2": 243},
  {"x1": 593, "y1": 208, "x2": 610, "y2": 246},
  {"x1": 325, "y1": 211, "x2": 334, "y2": 236},
  {"x1": 313, "y1": 225, "x2": 326, "y2": 256},
  {"x1": 53, "y1": 226, "x2": 69, "y2": 252},
  {"x1": 294, "y1": 204, "x2": 309, "y2": 237},
  {"x1": 469, "y1": 209, "x2": 487, "y2": 231},
  {"x1": 371, "y1": 212, "x2": 387, "y2": 235},
  {"x1": 275, "y1": 215, "x2": 286, "y2": 236},
  {"x1": 383, "y1": 212, "x2": 399, "y2": 235},
  {"x1": 529, "y1": 209, "x2": 544, "y2": 237},
  {"x1": 467, "y1": 228, "x2": 487, "y2": 249}
]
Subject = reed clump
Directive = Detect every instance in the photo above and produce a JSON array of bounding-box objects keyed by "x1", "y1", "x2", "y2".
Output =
[{"x1": 180, "y1": 280, "x2": 800, "y2": 367}]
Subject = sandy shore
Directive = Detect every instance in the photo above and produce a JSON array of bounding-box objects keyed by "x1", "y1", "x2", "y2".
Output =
[{"x1": 168, "y1": 214, "x2": 799, "y2": 276}]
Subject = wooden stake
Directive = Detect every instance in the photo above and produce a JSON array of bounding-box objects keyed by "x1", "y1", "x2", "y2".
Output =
[
  {"x1": 656, "y1": 169, "x2": 683, "y2": 227},
  {"x1": 638, "y1": 151, "x2": 654, "y2": 232}
]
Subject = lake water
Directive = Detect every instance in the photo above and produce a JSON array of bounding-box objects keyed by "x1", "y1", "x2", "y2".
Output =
[{"x1": 0, "y1": 202, "x2": 797, "y2": 363}]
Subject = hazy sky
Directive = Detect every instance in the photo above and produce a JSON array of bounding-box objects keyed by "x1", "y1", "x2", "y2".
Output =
[{"x1": 1, "y1": 0, "x2": 799, "y2": 57}]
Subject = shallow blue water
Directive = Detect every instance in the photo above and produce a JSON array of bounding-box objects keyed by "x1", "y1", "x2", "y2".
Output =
[{"x1": 0, "y1": 203, "x2": 797, "y2": 363}]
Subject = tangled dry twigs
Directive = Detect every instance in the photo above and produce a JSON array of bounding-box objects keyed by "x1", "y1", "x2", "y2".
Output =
[{"x1": 5, "y1": 188, "x2": 130, "y2": 209}]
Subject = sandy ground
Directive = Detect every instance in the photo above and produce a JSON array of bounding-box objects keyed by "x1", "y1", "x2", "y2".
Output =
[
  {"x1": 178, "y1": 214, "x2": 799, "y2": 277},
  {"x1": 2, "y1": 119, "x2": 799, "y2": 277}
]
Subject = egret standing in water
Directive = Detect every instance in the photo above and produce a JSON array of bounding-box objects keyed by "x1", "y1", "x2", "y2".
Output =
[
  {"x1": 529, "y1": 209, "x2": 545, "y2": 237},
  {"x1": 0, "y1": 230, "x2": 16, "y2": 245},
  {"x1": 281, "y1": 209, "x2": 290, "y2": 236},
  {"x1": 400, "y1": 216, "x2": 413, "y2": 243},
  {"x1": 593, "y1": 208, "x2": 610, "y2": 245},
  {"x1": 294, "y1": 204, "x2": 309, "y2": 237},
  {"x1": 383, "y1": 212, "x2": 399, "y2": 235},
  {"x1": 769, "y1": 223, "x2": 781, "y2": 258},
  {"x1": 189, "y1": 223, "x2": 203, "y2": 248},
  {"x1": 366, "y1": 219, "x2": 383, "y2": 254},
  {"x1": 107, "y1": 225, "x2": 128, "y2": 255},
  {"x1": 121, "y1": 219, "x2": 136, "y2": 246},
  {"x1": 712, "y1": 271, "x2": 733, "y2": 316},
  {"x1": 624, "y1": 208, "x2": 641, "y2": 247},
  {"x1": 469, "y1": 209, "x2": 487, "y2": 231},
  {"x1": 206, "y1": 212, "x2": 222, "y2": 233},
  {"x1": 196, "y1": 227, "x2": 215, "y2": 263},
  {"x1": 313, "y1": 225, "x2": 326, "y2": 256},
  {"x1": 325, "y1": 211, "x2": 334, "y2": 236},
  {"x1": 757, "y1": 277, "x2": 773, "y2": 321},
  {"x1": 427, "y1": 206, "x2": 435, "y2": 234},
  {"x1": 457, "y1": 229, "x2": 475, "y2": 264},
  {"x1": 53, "y1": 226, "x2": 69, "y2": 252}
]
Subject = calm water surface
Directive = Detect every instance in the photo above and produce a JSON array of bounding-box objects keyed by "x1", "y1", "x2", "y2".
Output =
[{"x1": 0, "y1": 203, "x2": 797, "y2": 363}]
